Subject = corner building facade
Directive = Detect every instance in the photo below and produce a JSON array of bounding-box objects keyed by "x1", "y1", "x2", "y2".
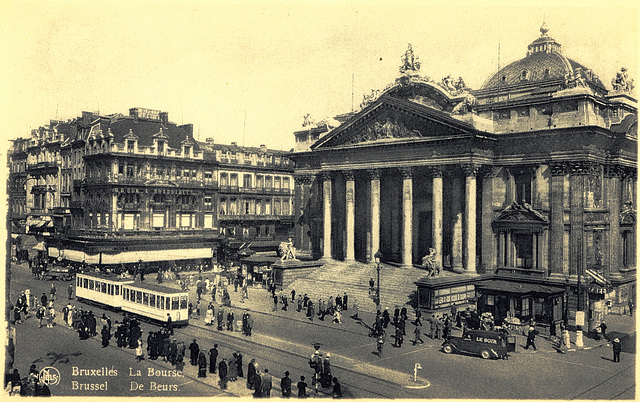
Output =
[{"x1": 291, "y1": 26, "x2": 636, "y2": 325}]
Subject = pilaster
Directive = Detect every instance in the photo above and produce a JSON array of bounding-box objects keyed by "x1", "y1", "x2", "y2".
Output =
[
  {"x1": 400, "y1": 168, "x2": 413, "y2": 266},
  {"x1": 344, "y1": 171, "x2": 355, "y2": 261}
]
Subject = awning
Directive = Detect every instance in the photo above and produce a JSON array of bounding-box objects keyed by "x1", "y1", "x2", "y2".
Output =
[
  {"x1": 49, "y1": 246, "x2": 214, "y2": 264},
  {"x1": 585, "y1": 269, "x2": 611, "y2": 288},
  {"x1": 476, "y1": 280, "x2": 565, "y2": 295}
]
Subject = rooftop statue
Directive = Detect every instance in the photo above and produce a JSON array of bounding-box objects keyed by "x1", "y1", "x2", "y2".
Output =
[
  {"x1": 611, "y1": 67, "x2": 635, "y2": 93},
  {"x1": 438, "y1": 75, "x2": 468, "y2": 96},
  {"x1": 451, "y1": 94, "x2": 476, "y2": 115},
  {"x1": 279, "y1": 238, "x2": 297, "y2": 261},
  {"x1": 420, "y1": 248, "x2": 440, "y2": 277},
  {"x1": 399, "y1": 43, "x2": 421, "y2": 73}
]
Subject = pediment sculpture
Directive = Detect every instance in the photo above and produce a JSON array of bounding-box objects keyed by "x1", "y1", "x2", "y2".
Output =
[
  {"x1": 345, "y1": 118, "x2": 422, "y2": 145},
  {"x1": 494, "y1": 202, "x2": 548, "y2": 223}
]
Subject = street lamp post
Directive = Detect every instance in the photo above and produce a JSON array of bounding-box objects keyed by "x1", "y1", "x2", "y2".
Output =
[{"x1": 374, "y1": 250, "x2": 383, "y2": 313}]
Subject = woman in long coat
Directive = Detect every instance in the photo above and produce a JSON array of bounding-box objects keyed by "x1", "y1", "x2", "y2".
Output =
[
  {"x1": 236, "y1": 352, "x2": 244, "y2": 378},
  {"x1": 247, "y1": 358, "x2": 257, "y2": 389},
  {"x1": 228, "y1": 355, "x2": 238, "y2": 381},
  {"x1": 197, "y1": 351, "x2": 207, "y2": 378},
  {"x1": 218, "y1": 358, "x2": 228, "y2": 389}
]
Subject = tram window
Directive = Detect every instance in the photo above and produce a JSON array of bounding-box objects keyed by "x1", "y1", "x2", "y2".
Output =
[
  {"x1": 130, "y1": 290, "x2": 135, "y2": 301},
  {"x1": 101, "y1": 283, "x2": 107, "y2": 293},
  {"x1": 136, "y1": 291, "x2": 142, "y2": 304},
  {"x1": 165, "y1": 297, "x2": 170, "y2": 310},
  {"x1": 143, "y1": 293, "x2": 149, "y2": 306},
  {"x1": 150, "y1": 294, "x2": 156, "y2": 308},
  {"x1": 83, "y1": 278, "x2": 88, "y2": 288},
  {"x1": 171, "y1": 297, "x2": 179, "y2": 310},
  {"x1": 115, "y1": 285, "x2": 120, "y2": 296},
  {"x1": 159, "y1": 296, "x2": 164, "y2": 309},
  {"x1": 88, "y1": 280, "x2": 94, "y2": 290},
  {"x1": 179, "y1": 295, "x2": 187, "y2": 309},
  {"x1": 77, "y1": 277, "x2": 81, "y2": 286},
  {"x1": 124, "y1": 288, "x2": 128, "y2": 300}
]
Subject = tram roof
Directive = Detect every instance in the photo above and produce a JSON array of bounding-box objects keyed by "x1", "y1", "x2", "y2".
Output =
[
  {"x1": 77, "y1": 271, "x2": 136, "y2": 283},
  {"x1": 124, "y1": 282, "x2": 187, "y2": 295}
]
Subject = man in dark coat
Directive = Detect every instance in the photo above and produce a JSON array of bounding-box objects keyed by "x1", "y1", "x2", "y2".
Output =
[
  {"x1": 246, "y1": 313, "x2": 254, "y2": 336},
  {"x1": 236, "y1": 352, "x2": 244, "y2": 378},
  {"x1": 101, "y1": 325, "x2": 110, "y2": 348},
  {"x1": 217, "y1": 309, "x2": 225, "y2": 331},
  {"x1": 166, "y1": 314, "x2": 174, "y2": 335},
  {"x1": 342, "y1": 293, "x2": 348, "y2": 310},
  {"x1": 218, "y1": 358, "x2": 228, "y2": 389},
  {"x1": 189, "y1": 339, "x2": 200, "y2": 366},
  {"x1": 382, "y1": 308, "x2": 391, "y2": 328},
  {"x1": 524, "y1": 326, "x2": 537, "y2": 351},
  {"x1": 87, "y1": 311, "x2": 97, "y2": 337},
  {"x1": 394, "y1": 325, "x2": 404, "y2": 348},
  {"x1": 227, "y1": 310, "x2": 235, "y2": 331},
  {"x1": 209, "y1": 344, "x2": 218, "y2": 374},
  {"x1": 168, "y1": 339, "x2": 178, "y2": 366},
  {"x1": 612, "y1": 338, "x2": 622, "y2": 362},
  {"x1": 281, "y1": 370, "x2": 292, "y2": 397}
]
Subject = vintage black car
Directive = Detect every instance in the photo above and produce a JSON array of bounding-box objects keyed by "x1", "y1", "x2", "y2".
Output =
[{"x1": 441, "y1": 329, "x2": 513, "y2": 359}]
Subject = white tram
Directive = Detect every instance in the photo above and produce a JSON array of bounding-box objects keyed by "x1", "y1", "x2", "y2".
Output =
[
  {"x1": 121, "y1": 282, "x2": 189, "y2": 325},
  {"x1": 76, "y1": 272, "x2": 134, "y2": 308},
  {"x1": 75, "y1": 272, "x2": 189, "y2": 325}
]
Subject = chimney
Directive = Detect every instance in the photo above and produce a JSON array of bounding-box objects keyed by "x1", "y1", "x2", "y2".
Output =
[
  {"x1": 231, "y1": 142, "x2": 237, "y2": 147},
  {"x1": 129, "y1": 108, "x2": 139, "y2": 119},
  {"x1": 260, "y1": 144, "x2": 267, "y2": 152},
  {"x1": 159, "y1": 112, "x2": 169, "y2": 125},
  {"x1": 206, "y1": 137, "x2": 215, "y2": 144}
]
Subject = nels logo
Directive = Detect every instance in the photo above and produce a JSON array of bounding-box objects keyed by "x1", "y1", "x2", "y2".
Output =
[{"x1": 39, "y1": 367, "x2": 61, "y2": 386}]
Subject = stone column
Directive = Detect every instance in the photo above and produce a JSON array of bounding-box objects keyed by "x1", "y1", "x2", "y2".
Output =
[
  {"x1": 569, "y1": 162, "x2": 588, "y2": 277},
  {"x1": 549, "y1": 163, "x2": 566, "y2": 276},
  {"x1": 532, "y1": 231, "x2": 538, "y2": 269},
  {"x1": 463, "y1": 164, "x2": 479, "y2": 273},
  {"x1": 344, "y1": 171, "x2": 355, "y2": 261},
  {"x1": 497, "y1": 231, "x2": 505, "y2": 267},
  {"x1": 429, "y1": 167, "x2": 444, "y2": 269},
  {"x1": 400, "y1": 168, "x2": 413, "y2": 266},
  {"x1": 451, "y1": 174, "x2": 464, "y2": 271},
  {"x1": 605, "y1": 165, "x2": 623, "y2": 278},
  {"x1": 481, "y1": 167, "x2": 496, "y2": 273},
  {"x1": 322, "y1": 173, "x2": 332, "y2": 259},
  {"x1": 368, "y1": 169, "x2": 381, "y2": 259},
  {"x1": 294, "y1": 175, "x2": 312, "y2": 251}
]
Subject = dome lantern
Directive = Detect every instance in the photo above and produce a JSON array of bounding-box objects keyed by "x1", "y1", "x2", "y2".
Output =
[{"x1": 527, "y1": 22, "x2": 562, "y2": 56}]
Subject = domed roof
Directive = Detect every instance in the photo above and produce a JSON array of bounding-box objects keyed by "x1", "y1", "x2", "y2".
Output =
[{"x1": 481, "y1": 23, "x2": 605, "y2": 90}]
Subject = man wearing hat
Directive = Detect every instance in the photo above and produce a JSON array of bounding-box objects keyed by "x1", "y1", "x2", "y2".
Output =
[
  {"x1": 612, "y1": 338, "x2": 622, "y2": 363},
  {"x1": 280, "y1": 371, "x2": 292, "y2": 397}
]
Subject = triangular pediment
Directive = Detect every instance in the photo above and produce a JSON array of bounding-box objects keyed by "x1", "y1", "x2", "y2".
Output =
[
  {"x1": 312, "y1": 96, "x2": 476, "y2": 149},
  {"x1": 493, "y1": 202, "x2": 548, "y2": 229}
]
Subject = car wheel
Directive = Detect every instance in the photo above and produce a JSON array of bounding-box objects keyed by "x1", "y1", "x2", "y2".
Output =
[
  {"x1": 443, "y1": 344, "x2": 453, "y2": 354},
  {"x1": 480, "y1": 349, "x2": 491, "y2": 359}
]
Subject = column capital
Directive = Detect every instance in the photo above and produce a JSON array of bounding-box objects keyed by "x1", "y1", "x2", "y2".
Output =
[
  {"x1": 294, "y1": 174, "x2": 313, "y2": 185},
  {"x1": 604, "y1": 164, "x2": 625, "y2": 179},
  {"x1": 343, "y1": 170, "x2": 355, "y2": 181},
  {"x1": 569, "y1": 161, "x2": 600, "y2": 176},
  {"x1": 319, "y1": 172, "x2": 333, "y2": 182},
  {"x1": 461, "y1": 163, "x2": 481, "y2": 177},
  {"x1": 399, "y1": 167, "x2": 413, "y2": 179},
  {"x1": 549, "y1": 162, "x2": 568, "y2": 176},
  {"x1": 367, "y1": 169, "x2": 381, "y2": 180},
  {"x1": 426, "y1": 166, "x2": 443, "y2": 178}
]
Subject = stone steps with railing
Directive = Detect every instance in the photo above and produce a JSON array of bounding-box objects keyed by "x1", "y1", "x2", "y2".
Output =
[{"x1": 285, "y1": 260, "x2": 430, "y2": 313}]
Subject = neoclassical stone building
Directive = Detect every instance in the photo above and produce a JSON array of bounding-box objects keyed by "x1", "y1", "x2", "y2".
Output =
[{"x1": 291, "y1": 25, "x2": 636, "y2": 326}]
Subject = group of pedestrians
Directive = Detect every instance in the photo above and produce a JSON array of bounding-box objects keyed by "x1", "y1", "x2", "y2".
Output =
[
  {"x1": 285, "y1": 289, "x2": 355, "y2": 325},
  {"x1": 4, "y1": 363, "x2": 51, "y2": 396}
]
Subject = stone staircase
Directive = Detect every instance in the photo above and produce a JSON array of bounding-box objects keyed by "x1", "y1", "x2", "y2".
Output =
[{"x1": 285, "y1": 260, "x2": 430, "y2": 314}]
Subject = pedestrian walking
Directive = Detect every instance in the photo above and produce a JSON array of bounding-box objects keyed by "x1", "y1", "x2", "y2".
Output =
[
  {"x1": 236, "y1": 351, "x2": 244, "y2": 378},
  {"x1": 343, "y1": 292, "x2": 348, "y2": 311},
  {"x1": 218, "y1": 358, "x2": 228, "y2": 389},
  {"x1": 599, "y1": 321, "x2": 608, "y2": 341},
  {"x1": 612, "y1": 338, "x2": 622, "y2": 362},
  {"x1": 524, "y1": 326, "x2": 537, "y2": 351},
  {"x1": 351, "y1": 299, "x2": 359, "y2": 320},
  {"x1": 628, "y1": 300, "x2": 634, "y2": 317},
  {"x1": 332, "y1": 377, "x2": 342, "y2": 398},
  {"x1": 291, "y1": 289, "x2": 296, "y2": 302},
  {"x1": 297, "y1": 376, "x2": 308, "y2": 398},
  {"x1": 67, "y1": 284, "x2": 73, "y2": 300},
  {"x1": 413, "y1": 325, "x2": 424, "y2": 345},
  {"x1": 135, "y1": 340, "x2": 144, "y2": 361},
  {"x1": 261, "y1": 368, "x2": 273, "y2": 397},
  {"x1": 208, "y1": 344, "x2": 218, "y2": 374},
  {"x1": 50, "y1": 284, "x2": 57, "y2": 301},
  {"x1": 101, "y1": 325, "x2": 110, "y2": 348},
  {"x1": 376, "y1": 332, "x2": 385, "y2": 357},
  {"x1": 189, "y1": 339, "x2": 200, "y2": 366},
  {"x1": 394, "y1": 325, "x2": 404, "y2": 347},
  {"x1": 247, "y1": 358, "x2": 257, "y2": 390},
  {"x1": 198, "y1": 351, "x2": 207, "y2": 378},
  {"x1": 217, "y1": 309, "x2": 225, "y2": 331},
  {"x1": 281, "y1": 371, "x2": 292, "y2": 398}
]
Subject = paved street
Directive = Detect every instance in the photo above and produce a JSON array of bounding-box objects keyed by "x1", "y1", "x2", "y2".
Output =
[{"x1": 7, "y1": 262, "x2": 636, "y2": 398}]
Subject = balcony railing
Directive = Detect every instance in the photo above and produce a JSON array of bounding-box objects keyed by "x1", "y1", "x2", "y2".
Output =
[
  {"x1": 27, "y1": 161, "x2": 58, "y2": 171},
  {"x1": 218, "y1": 213, "x2": 294, "y2": 221}
]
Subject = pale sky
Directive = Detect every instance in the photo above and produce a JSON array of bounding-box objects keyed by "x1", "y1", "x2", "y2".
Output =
[{"x1": 0, "y1": 0, "x2": 637, "y2": 151}]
